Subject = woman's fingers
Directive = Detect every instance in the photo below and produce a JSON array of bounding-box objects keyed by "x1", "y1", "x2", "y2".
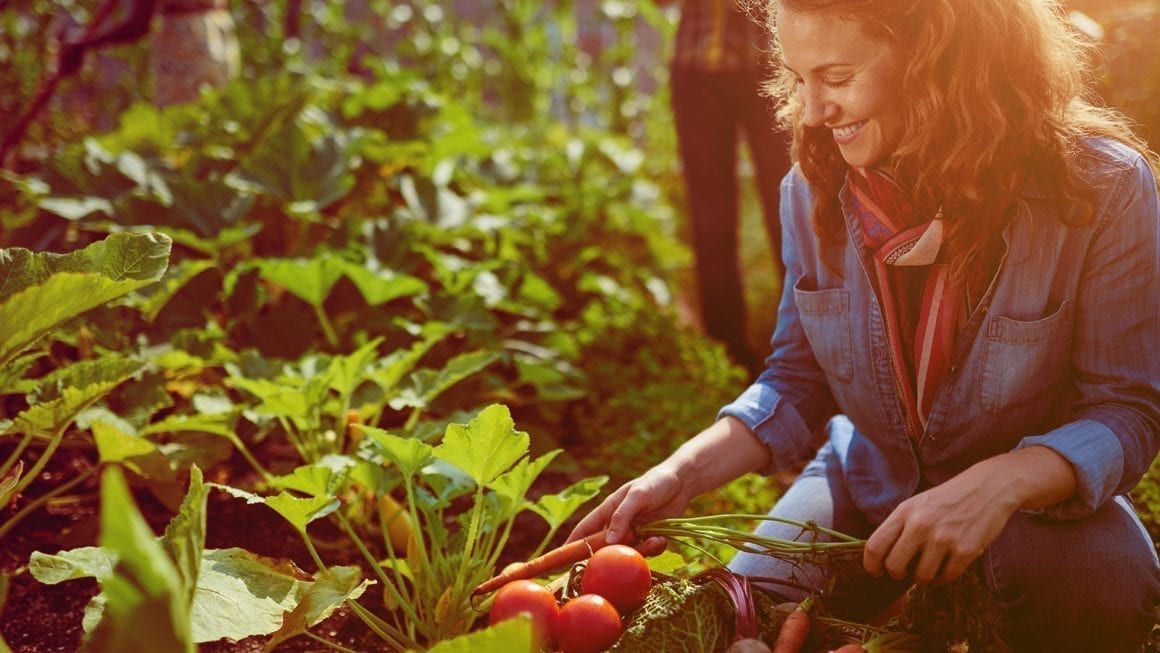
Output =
[
  {"x1": 565, "y1": 484, "x2": 628, "y2": 543},
  {"x1": 863, "y1": 515, "x2": 903, "y2": 577}
]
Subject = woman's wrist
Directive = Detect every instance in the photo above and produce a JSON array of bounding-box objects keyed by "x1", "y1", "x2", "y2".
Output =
[
  {"x1": 667, "y1": 417, "x2": 770, "y2": 499},
  {"x1": 981, "y1": 446, "x2": 1079, "y2": 511}
]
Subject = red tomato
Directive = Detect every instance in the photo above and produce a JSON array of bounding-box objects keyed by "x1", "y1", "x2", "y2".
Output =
[
  {"x1": 555, "y1": 594, "x2": 622, "y2": 653},
  {"x1": 489, "y1": 580, "x2": 559, "y2": 646},
  {"x1": 580, "y1": 544, "x2": 652, "y2": 613}
]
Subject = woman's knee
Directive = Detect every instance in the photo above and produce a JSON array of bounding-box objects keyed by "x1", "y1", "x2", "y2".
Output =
[{"x1": 984, "y1": 499, "x2": 1159, "y2": 652}]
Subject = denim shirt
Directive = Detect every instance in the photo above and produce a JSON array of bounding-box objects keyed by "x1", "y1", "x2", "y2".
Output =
[{"x1": 719, "y1": 137, "x2": 1160, "y2": 526}]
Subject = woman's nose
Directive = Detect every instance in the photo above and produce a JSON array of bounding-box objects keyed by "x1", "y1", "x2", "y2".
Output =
[{"x1": 800, "y1": 84, "x2": 836, "y2": 127}]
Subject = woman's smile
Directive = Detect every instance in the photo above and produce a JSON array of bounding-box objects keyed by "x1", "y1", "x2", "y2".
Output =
[
  {"x1": 831, "y1": 120, "x2": 869, "y2": 145},
  {"x1": 777, "y1": 7, "x2": 904, "y2": 169}
]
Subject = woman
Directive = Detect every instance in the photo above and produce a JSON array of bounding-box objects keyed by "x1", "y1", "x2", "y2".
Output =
[{"x1": 568, "y1": 0, "x2": 1160, "y2": 649}]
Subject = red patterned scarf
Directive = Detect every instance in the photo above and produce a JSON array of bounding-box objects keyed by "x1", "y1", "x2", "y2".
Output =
[{"x1": 848, "y1": 167, "x2": 957, "y2": 436}]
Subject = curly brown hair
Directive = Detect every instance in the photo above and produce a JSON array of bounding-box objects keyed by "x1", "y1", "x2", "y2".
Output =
[{"x1": 748, "y1": 0, "x2": 1158, "y2": 278}]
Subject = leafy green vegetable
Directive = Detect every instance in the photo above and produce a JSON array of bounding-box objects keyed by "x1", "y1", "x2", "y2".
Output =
[
  {"x1": 85, "y1": 466, "x2": 193, "y2": 652},
  {"x1": 0, "y1": 233, "x2": 171, "y2": 365}
]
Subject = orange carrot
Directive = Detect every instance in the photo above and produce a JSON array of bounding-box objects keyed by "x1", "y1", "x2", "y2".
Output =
[
  {"x1": 470, "y1": 528, "x2": 631, "y2": 597},
  {"x1": 772, "y1": 598, "x2": 813, "y2": 653}
]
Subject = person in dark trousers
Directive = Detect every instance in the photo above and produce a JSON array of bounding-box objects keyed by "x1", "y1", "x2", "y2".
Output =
[{"x1": 664, "y1": 0, "x2": 791, "y2": 374}]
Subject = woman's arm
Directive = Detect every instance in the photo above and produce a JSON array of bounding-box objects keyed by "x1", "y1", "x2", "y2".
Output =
[
  {"x1": 863, "y1": 445, "x2": 1077, "y2": 584},
  {"x1": 566, "y1": 416, "x2": 770, "y2": 552}
]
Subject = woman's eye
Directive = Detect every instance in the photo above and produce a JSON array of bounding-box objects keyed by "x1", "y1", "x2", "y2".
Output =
[{"x1": 823, "y1": 76, "x2": 852, "y2": 87}]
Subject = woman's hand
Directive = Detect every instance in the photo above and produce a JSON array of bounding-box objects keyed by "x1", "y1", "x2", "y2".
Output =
[
  {"x1": 565, "y1": 464, "x2": 691, "y2": 555},
  {"x1": 565, "y1": 416, "x2": 772, "y2": 556},
  {"x1": 863, "y1": 445, "x2": 1077, "y2": 584}
]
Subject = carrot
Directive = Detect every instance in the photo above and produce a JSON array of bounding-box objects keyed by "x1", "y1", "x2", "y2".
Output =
[
  {"x1": 772, "y1": 597, "x2": 813, "y2": 653},
  {"x1": 470, "y1": 527, "x2": 631, "y2": 597}
]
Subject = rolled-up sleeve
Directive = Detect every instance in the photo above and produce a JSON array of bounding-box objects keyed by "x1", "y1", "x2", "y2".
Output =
[{"x1": 1016, "y1": 152, "x2": 1160, "y2": 519}]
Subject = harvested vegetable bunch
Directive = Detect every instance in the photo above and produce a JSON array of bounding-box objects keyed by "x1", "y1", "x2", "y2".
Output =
[{"x1": 637, "y1": 514, "x2": 865, "y2": 567}]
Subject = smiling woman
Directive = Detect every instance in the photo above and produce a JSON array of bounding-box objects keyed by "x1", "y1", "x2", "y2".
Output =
[
  {"x1": 567, "y1": 0, "x2": 1160, "y2": 650},
  {"x1": 775, "y1": 8, "x2": 904, "y2": 170}
]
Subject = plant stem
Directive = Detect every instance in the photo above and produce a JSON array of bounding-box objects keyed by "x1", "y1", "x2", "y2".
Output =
[
  {"x1": 0, "y1": 463, "x2": 99, "y2": 541},
  {"x1": 313, "y1": 304, "x2": 340, "y2": 349},
  {"x1": 333, "y1": 511, "x2": 423, "y2": 630},
  {"x1": 346, "y1": 598, "x2": 420, "y2": 651},
  {"x1": 301, "y1": 530, "x2": 328, "y2": 573},
  {"x1": 0, "y1": 432, "x2": 33, "y2": 480},
  {"x1": 12, "y1": 422, "x2": 71, "y2": 497},
  {"x1": 303, "y1": 631, "x2": 360, "y2": 653},
  {"x1": 646, "y1": 513, "x2": 866, "y2": 543},
  {"x1": 403, "y1": 406, "x2": 422, "y2": 432}
]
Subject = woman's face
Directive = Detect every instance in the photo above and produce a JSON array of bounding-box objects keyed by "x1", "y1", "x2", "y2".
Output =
[{"x1": 776, "y1": 6, "x2": 905, "y2": 170}]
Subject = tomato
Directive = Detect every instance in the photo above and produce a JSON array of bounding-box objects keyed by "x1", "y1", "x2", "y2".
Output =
[
  {"x1": 580, "y1": 544, "x2": 652, "y2": 613},
  {"x1": 555, "y1": 594, "x2": 622, "y2": 653},
  {"x1": 489, "y1": 580, "x2": 559, "y2": 647}
]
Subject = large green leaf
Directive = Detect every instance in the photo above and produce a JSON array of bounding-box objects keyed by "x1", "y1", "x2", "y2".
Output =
[
  {"x1": 31, "y1": 546, "x2": 345, "y2": 645},
  {"x1": 4, "y1": 358, "x2": 142, "y2": 439},
  {"x1": 433, "y1": 404, "x2": 528, "y2": 487},
  {"x1": 426, "y1": 619, "x2": 534, "y2": 653},
  {"x1": 260, "y1": 566, "x2": 371, "y2": 652},
  {"x1": 92, "y1": 421, "x2": 182, "y2": 508},
  {"x1": 269, "y1": 456, "x2": 357, "y2": 498},
  {"x1": 528, "y1": 475, "x2": 609, "y2": 532},
  {"x1": 128, "y1": 259, "x2": 216, "y2": 323},
  {"x1": 189, "y1": 549, "x2": 323, "y2": 643},
  {"x1": 340, "y1": 261, "x2": 427, "y2": 306},
  {"x1": 25, "y1": 358, "x2": 143, "y2": 406},
  {"x1": 212, "y1": 485, "x2": 339, "y2": 535},
  {"x1": 161, "y1": 466, "x2": 208, "y2": 610},
  {"x1": 255, "y1": 256, "x2": 345, "y2": 308},
  {"x1": 361, "y1": 427, "x2": 434, "y2": 478},
  {"x1": 0, "y1": 232, "x2": 171, "y2": 365},
  {"x1": 488, "y1": 450, "x2": 559, "y2": 515},
  {"x1": 29, "y1": 547, "x2": 120, "y2": 584},
  {"x1": 390, "y1": 350, "x2": 500, "y2": 411},
  {"x1": 84, "y1": 467, "x2": 193, "y2": 652},
  {"x1": 240, "y1": 122, "x2": 356, "y2": 215}
]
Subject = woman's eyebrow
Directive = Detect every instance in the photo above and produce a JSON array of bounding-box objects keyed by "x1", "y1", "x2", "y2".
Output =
[{"x1": 783, "y1": 62, "x2": 856, "y2": 76}]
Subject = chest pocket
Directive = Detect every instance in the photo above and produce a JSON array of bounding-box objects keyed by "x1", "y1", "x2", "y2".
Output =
[
  {"x1": 979, "y1": 300, "x2": 1074, "y2": 413},
  {"x1": 794, "y1": 284, "x2": 854, "y2": 384}
]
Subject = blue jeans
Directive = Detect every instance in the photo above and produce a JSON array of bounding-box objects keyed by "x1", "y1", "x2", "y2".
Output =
[{"x1": 728, "y1": 420, "x2": 1160, "y2": 652}]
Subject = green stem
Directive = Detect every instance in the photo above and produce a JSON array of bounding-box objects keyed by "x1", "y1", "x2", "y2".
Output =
[
  {"x1": 301, "y1": 522, "x2": 420, "y2": 650},
  {"x1": 0, "y1": 573, "x2": 10, "y2": 653},
  {"x1": 482, "y1": 515, "x2": 518, "y2": 575},
  {"x1": 302, "y1": 631, "x2": 360, "y2": 653},
  {"x1": 402, "y1": 478, "x2": 433, "y2": 582},
  {"x1": 334, "y1": 512, "x2": 422, "y2": 630},
  {"x1": 277, "y1": 415, "x2": 312, "y2": 464},
  {"x1": 446, "y1": 485, "x2": 486, "y2": 640},
  {"x1": 0, "y1": 463, "x2": 99, "y2": 541},
  {"x1": 12, "y1": 422, "x2": 70, "y2": 496},
  {"x1": 313, "y1": 303, "x2": 340, "y2": 349},
  {"x1": 301, "y1": 531, "x2": 328, "y2": 573},
  {"x1": 528, "y1": 523, "x2": 560, "y2": 562},
  {"x1": 229, "y1": 437, "x2": 274, "y2": 486},
  {"x1": 403, "y1": 406, "x2": 422, "y2": 432},
  {"x1": 0, "y1": 432, "x2": 34, "y2": 480},
  {"x1": 346, "y1": 599, "x2": 419, "y2": 651},
  {"x1": 646, "y1": 514, "x2": 866, "y2": 543}
]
